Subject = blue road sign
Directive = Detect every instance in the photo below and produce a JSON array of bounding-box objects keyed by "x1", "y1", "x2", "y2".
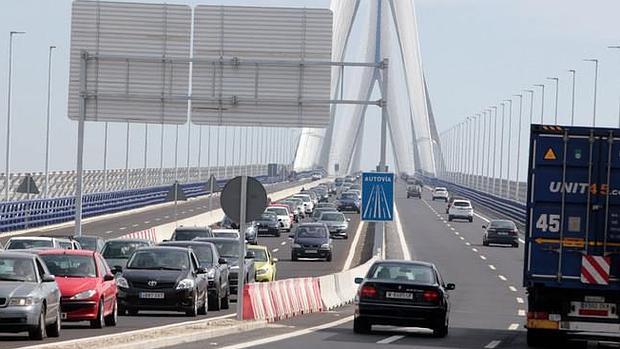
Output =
[{"x1": 361, "y1": 172, "x2": 394, "y2": 221}]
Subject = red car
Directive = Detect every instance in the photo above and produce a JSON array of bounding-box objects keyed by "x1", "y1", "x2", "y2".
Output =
[{"x1": 36, "y1": 249, "x2": 118, "y2": 328}]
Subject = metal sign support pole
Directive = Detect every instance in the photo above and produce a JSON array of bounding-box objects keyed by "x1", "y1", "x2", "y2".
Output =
[
  {"x1": 236, "y1": 175, "x2": 248, "y2": 320},
  {"x1": 74, "y1": 51, "x2": 88, "y2": 237}
]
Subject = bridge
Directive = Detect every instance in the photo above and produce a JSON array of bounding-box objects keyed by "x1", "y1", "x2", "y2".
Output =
[{"x1": 0, "y1": 1, "x2": 617, "y2": 349}]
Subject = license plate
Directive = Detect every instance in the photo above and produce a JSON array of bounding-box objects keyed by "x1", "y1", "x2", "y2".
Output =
[
  {"x1": 61, "y1": 313, "x2": 67, "y2": 320},
  {"x1": 386, "y1": 291, "x2": 413, "y2": 300},
  {"x1": 139, "y1": 292, "x2": 164, "y2": 299},
  {"x1": 571, "y1": 301, "x2": 615, "y2": 318},
  {"x1": 259, "y1": 228, "x2": 268, "y2": 232},
  {"x1": 305, "y1": 249, "x2": 318, "y2": 253},
  {"x1": 498, "y1": 232, "x2": 508, "y2": 235}
]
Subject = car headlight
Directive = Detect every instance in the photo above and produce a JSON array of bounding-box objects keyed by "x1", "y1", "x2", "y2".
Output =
[
  {"x1": 292, "y1": 243, "x2": 302, "y2": 248},
  {"x1": 9, "y1": 297, "x2": 35, "y2": 306},
  {"x1": 70, "y1": 289, "x2": 96, "y2": 300},
  {"x1": 320, "y1": 243, "x2": 330, "y2": 249},
  {"x1": 256, "y1": 268, "x2": 269, "y2": 275},
  {"x1": 207, "y1": 269, "x2": 216, "y2": 279},
  {"x1": 176, "y1": 278, "x2": 195, "y2": 290},
  {"x1": 116, "y1": 277, "x2": 129, "y2": 289}
]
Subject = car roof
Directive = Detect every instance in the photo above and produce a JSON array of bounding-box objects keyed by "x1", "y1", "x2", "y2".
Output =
[
  {"x1": 136, "y1": 246, "x2": 190, "y2": 253},
  {"x1": 8, "y1": 236, "x2": 62, "y2": 241},
  {"x1": 35, "y1": 249, "x2": 95, "y2": 256},
  {"x1": 159, "y1": 241, "x2": 215, "y2": 247},
  {"x1": 175, "y1": 226, "x2": 210, "y2": 231},
  {"x1": 212, "y1": 229, "x2": 239, "y2": 233},
  {"x1": 73, "y1": 235, "x2": 101, "y2": 240},
  {"x1": 195, "y1": 237, "x2": 239, "y2": 242},
  {"x1": 375, "y1": 259, "x2": 436, "y2": 268},
  {"x1": 106, "y1": 238, "x2": 152, "y2": 243},
  {"x1": 298, "y1": 222, "x2": 327, "y2": 227},
  {"x1": 434, "y1": 187, "x2": 447, "y2": 190},
  {"x1": 247, "y1": 244, "x2": 268, "y2": 251},
  {"x1": 0, "y1": 251, "x2": 38, "y2": 259},
  {"x1": 453, "y1": 199, "x2": 471, "y2": 203}
]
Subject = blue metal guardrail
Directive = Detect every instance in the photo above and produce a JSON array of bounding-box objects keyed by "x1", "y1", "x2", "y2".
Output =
[
  {"x1": 419, "y1": 175, "x2": 526, "y2": 226},
  {"x1": 0, "y1": 170, "x2": 324, "y2": 233}
]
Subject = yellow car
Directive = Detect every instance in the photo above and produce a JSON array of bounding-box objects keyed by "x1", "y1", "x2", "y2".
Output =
[{"x1": 248, "y1": 245, "x2": 278, "y2": 282}]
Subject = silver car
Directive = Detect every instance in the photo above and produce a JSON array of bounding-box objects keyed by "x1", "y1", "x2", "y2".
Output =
[
  {"x1": 317, "y1": 211, "x2": 350, "y2": 239},
  {"x1": 0, "y1": 252, "x2": 61, "y2": 340}
]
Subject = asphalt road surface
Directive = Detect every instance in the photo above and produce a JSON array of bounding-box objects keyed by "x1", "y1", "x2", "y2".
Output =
[
  {"x1": 0, "y1": 180, "x2": 369, "y2": 348},
  {"x1": 166, "y1": 182, "x2": 620, "y2": 349}
]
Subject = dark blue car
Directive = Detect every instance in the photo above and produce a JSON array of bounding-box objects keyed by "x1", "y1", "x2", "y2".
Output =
[{"x1": 337, "y1": 192, "x2": 360, "y2": 213}]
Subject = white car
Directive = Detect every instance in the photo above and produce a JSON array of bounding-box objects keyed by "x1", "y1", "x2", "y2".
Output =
[
  {"x1": 265, "y1": 206, "x2": 292, "y2": 231},
  {"x1": 448, "y1": 199, "x2": 474, "y2": 222},
  {"x1": 4, "y1": 236, "x2": 81, "y2": 250},
  {"x1": 432, "y1": 187, "x2": 449, "y2": 202},
  {"x1": 293, "y1": 194, "x2": 314, "y2": 214}
]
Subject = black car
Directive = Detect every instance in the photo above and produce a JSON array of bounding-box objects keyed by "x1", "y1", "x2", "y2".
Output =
[
  {"x1": 169, "y1": 226, "x2": 213, "y2": 241},
  {"x1": 354, "y1": 260, "x2": 455, "y2": 337},
  {"x1": 254, "y1": 212, "x2": 280, "y2": 237},
  {"x1": 194, "y1": 237, "x2": 255, "y2": 296},
  {"x1": 406, "y1": 185, "x2": 422, "y2": 199},
  {"x1": 115, "y1": 246, "x2": 208, "y2": 316},
  {"x1": 158, "y1": 241, "x2": 230, "y2": 310},
  {"x1": 482, "y1": 220, "x2": 519, "y2": 247},
  {"x1": 290, "y1": 223, "x2": 332, "y2": 262},
  {"x1": 73, "y1": 235, "x2": 106, "y2": 252}
]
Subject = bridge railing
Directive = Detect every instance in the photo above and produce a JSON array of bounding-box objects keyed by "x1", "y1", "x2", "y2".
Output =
[
  {"x1": 420, "y1": 175, "x2": 526, "y2": 226},
  {"x1": 0, "y1": 169, "x2": 322, "y2": 233}
]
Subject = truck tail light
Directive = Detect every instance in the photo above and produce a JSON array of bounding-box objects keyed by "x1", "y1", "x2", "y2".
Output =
[
  {"x1": 527, "y1": 311, "x2": 549, "y2": 320},
  {"x1": 360, "y1": 285, "x2": 377, "y2": 298},
  {"x1": 423, "y1": 290, "x2": 440, "y2": 302}
]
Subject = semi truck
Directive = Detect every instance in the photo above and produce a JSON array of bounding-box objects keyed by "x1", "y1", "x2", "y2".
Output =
[{"x1": 524, "y1": 125, "x2": 620, "y2": 346}]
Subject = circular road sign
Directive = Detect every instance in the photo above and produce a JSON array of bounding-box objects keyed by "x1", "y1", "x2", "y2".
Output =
[{"x1": 220, "y1": 176, "x2": 268, "y2": 224}]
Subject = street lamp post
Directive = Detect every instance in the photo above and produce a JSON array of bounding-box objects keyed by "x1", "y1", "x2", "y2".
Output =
[
  {"x1": 504, "y1": 99, "x2": 513, "y2": 199},
  {"x1": 514, "y1": 94, "x2": 523, "y2": 201},
  {"x1": 125, "y1": 122, "x2": 130, "y2": 189},
  {"x1": 481, "y1": 110, "x2": 487, "y2": 191},
  {"x1": 491, "y1": 106, "x2": 498, "y2": 194},
  {"x1": 4, "y1": 30, "x2": 25, "y2": 201},
  {"x1": 475, "y1": 113, "x2": 481, "y2": 189},
  {"x1": 547, "y1": 77, "x2": 559, "y2": 124},
  {"x1": 568, "y1": 70, "x2": 576, "y2": 126},
  {"x1": 44, "y1": 45, "x2": 56, "y2": 198},
  {"x1": 583, "y1": 59, "x2": 599, "y2": 126},
  {"x1": 485, "y1": 108, "x2": 493, "y2": 192},
  {"x1": 499, "y1": 103, "x2": 506, "y2": 196},
  {"x1": 534, "y1": 84, "x2": 545, "y2": 124}
]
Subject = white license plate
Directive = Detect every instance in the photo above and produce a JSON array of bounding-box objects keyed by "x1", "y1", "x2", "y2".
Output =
[
  {"x1": 305, "y1": 249, "x2": 318, "y2": 253},
  {"x1": 386, "y1": 291, "x2": 413, "y2": 300},
  {"x1": 571, "y1": 301, "x2": 615, "y2": 318},
  {"x1": 497, "y1": 232, "x2": 508, "y2": 235},
  {"x1": 259, "y1": 228, "x2": 268, "y2": 232},
  {"x1": 139, "y1": 292, "x2": 164, "y2": 299}
]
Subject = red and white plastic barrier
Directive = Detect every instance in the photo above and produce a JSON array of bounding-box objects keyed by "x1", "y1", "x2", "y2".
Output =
[
  {"x1": 243, "y1": 257, "x2": 377, "y2": 322},
  {"x1": 119, "y1": 228, "x2": 158, "y2": 242}
]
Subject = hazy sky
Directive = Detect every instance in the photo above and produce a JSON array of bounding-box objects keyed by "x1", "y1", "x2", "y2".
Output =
[{"x1": 1, "y1": 0, "x2": 620, "y2": 179}]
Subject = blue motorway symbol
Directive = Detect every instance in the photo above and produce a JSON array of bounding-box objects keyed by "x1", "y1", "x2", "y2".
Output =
[{"x1": 361, "y1": 172, "x2": 394, "y2": 221}]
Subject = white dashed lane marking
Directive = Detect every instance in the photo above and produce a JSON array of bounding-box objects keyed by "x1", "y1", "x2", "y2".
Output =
[
  {"x1": 498, "y1": 275, "x2": 507, "y2": 281},
  {"x1": 509, "y1": 286, "x2": 517, "y2": 292},
  {"x1": 488, "y1": 265, "x2": 496, "y2": 270},
  {"x1": 119, "y1": 227, "x2": 127, "y2": 230},
  {"x1": 484, "y1": 340, "x2": 502, "y2": 349},
  {"x1": 472, "y1": 248, "x2": 478, "y2": 252},
  {"x1": 281, "y1": 241, "x2": 287, "y2": 246},
  {"x1": 480, "y1": 255, "x2": 487, "y2": 260},
  {"x1": 272, "y1": 248, "x2": 279, "y2": 253},
  {"x1": 508, "y1": 323, "x2": 519, "y2": 330},
  {"x1": 516, "y1": 297, "x2": 524, "y2": 304},
  {"x1": 518, "y1": 309, "x2": 526, "y2": 317},
  {"x1": 376, "y1": 335, "x2": 405, "y2": 345}
]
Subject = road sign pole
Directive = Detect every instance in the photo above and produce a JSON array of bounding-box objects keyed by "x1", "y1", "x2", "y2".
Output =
[
  {"x1": 236, "y1": 175, "x2": 248, "y2": 320},
  {"x1": 74, "y1": 51, "x2": 87, "y2": 237}
]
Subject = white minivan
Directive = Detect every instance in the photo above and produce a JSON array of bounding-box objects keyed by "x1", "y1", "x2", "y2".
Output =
[{"x1": 448, "y1": 199, "x2": 474, "y2": 222}]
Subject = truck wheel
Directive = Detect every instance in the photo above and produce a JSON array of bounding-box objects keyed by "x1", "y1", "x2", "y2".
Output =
[
  {"x1": 527, "y1": 329, "x2": 548, "y2": 347},
  {"x1": 483, "y1": 239, "x2": 489, "y2": 247},
  {"x1": 469, "y1": 217, "x2": 473, "y2": 223},
  {"x1": 448, "y1": 216, "x2": 453, "y2": 221}
]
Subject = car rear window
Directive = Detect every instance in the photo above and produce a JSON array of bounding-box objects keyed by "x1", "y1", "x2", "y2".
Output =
[
  {"x1": 267, "y1": 208, "x2": 288, "y2": 216},
  {"x1": 341, "y1": 193, "x2": 357, "y2": 199},
  {"x1": 320, "y1": 213, "x2": 345, "y2": 222},
  {"x1": 6, "y1": 239, "x2": 53, "y2": 250},
  {"x1": 453, "y1": 201, "x2": 471, "y2": 207},
  {"x1": 173, "y1": 229, "x2": 211, "y2": 241},
  {"x1": 490, "y1": 220, "x2": 516, "y2": 229},
  {"x1": 368, "y1": 263, "x2": 436, "y2": 284}
]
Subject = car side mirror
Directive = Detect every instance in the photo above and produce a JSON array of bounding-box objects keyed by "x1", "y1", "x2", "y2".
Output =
[
  {"x1": 42, "y1": 274, "x2": 55, "y2": 283},
  {"x1": 218, "y1": 257, "x2": 227, "y2": 264},
  {"x1": 272, "y1": 258, "x2": 278, "y2": 264},
  {"x1": 482, "y1": 225, "x2": 487, "y2": 229},
  {"x1": 103, "y1": 274, "x2": 115, "y2": 281},
  {"x1": 354, "y1": 277, "x2": 363, "y2": 284},
  {"x1": 288, "y1": 233, "x2": 295, "y2": 238},
  {"x1": 446, "y1": 283, "x2": 456, "y2": 290},
  {"x1": 112, "y1": 265, "x2": 123, "y2": 274},
  {"x1": 196, "y1": 267, "x2": 207, "y2": 274}
]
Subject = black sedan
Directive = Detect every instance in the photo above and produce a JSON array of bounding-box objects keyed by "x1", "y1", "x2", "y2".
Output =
[
  {"x1": 115, "y1": 246, "x2": 208, "y2": 316},
  {"x1": 482, "y1": 220, "x2": 519, "y2": 247},
  {"x1": 158, "y1": 241, "x2": 230, "y2": 310},
  {"x1": 254, "y1": 212, "x2": 281, "y2": 237},
  {"x1": 290, "y1": 223, "x2": 332, "y2": 262},
  {"x1": 353, "y1": 260, "x2": 454, "y2": 337}
]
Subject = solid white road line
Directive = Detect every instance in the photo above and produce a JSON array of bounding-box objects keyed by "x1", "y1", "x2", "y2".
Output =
[
  {"x1": 488, "y1": 265, "x2": 496, "y2": 270},
  {"x1": 485, "y1": 340, "x2": 502, "y2": 349},
  {"x1": 342, "y1": 219, "x2": 366, "y2": 271},
  {"x1": 393, "y1": 205, "x2": 412, "y2": 260},
  {"x1": 376, "y1": 335, "x2": 406, "y2": 344},
  {"x1": 475, "y1": 213, "x2": 491, "y2": 223},
  {"x1": 516, "y1": 297, "x2": 524, "y2": 304},
  {"x1": 509, "y1": 286, "x2": 517, "y2": 292},
  {"x1": 498, "y1": 275, "x2": 507, "y2": 281},
  {"x1": 218, "y1": 315, "x2": 354, "y2": 349},
  {"x1": 508, "y1": 323, "x2": 519, "y2": 330}
]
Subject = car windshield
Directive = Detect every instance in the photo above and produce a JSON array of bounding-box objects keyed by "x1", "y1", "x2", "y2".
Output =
[
  {"x1": 296, "y1": 226, "x2": 328, "y2": 238},
  {"x1": 6, "y1": 239, "x2": 53, "y2": 250},
  {"x1": 295, "y1": 196, "x2": 310, "y2": 203},
  {"x1": 212, "y1": 232, "x2": 239, "y2": 238},
  {"x1": 102, "y1": 241, "x2": 150, "y2": 259},
  {"x1": 316, "y1": 203, "x2": 335, "y2": 208},
  {"x1": 368, "y1": 263, "x2": 436, "y2": 284},
  {"x1": 40, "y1": 254, "x2": 97, "y2": 278},
  {"x1": 453, "y1": 201, "x2": 471, "y2": 207},
  {"x1": 127, "y1": 250, "x2": 188, "y2": 270},
  {"x1": 267, "y1": 208, "x2": 288, "y2": 216},
  {"x1": 260, "y1": 213, "x2": 277, "y2": 221},
  {"x1": 435, "y1": 188, "x2": 446, "y2": 192},
  {"x1": 250, "y1": 249, "x2": 268, "y2": 262},
  {"x1": 490, "y1": 220, "x2": 516, "y2": 229},
  {"x1": 173, "y1": 229, "x2": 210, "y2": 241},
  {"x1": 320, "y1": 213, "x2": 345, "y2": 222},
  {"x1": 74, "y1": 237, "x2": 97, "y2": 251},
  {"x1": 341, "y1": 193, "x2": 357, "y2": 200},
  {"x1": 211, "y1": 240, "x2": 239, "y2": 258},
  {"x1": 0, "y1": 257, "x2": 37, "y2": 282}
]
